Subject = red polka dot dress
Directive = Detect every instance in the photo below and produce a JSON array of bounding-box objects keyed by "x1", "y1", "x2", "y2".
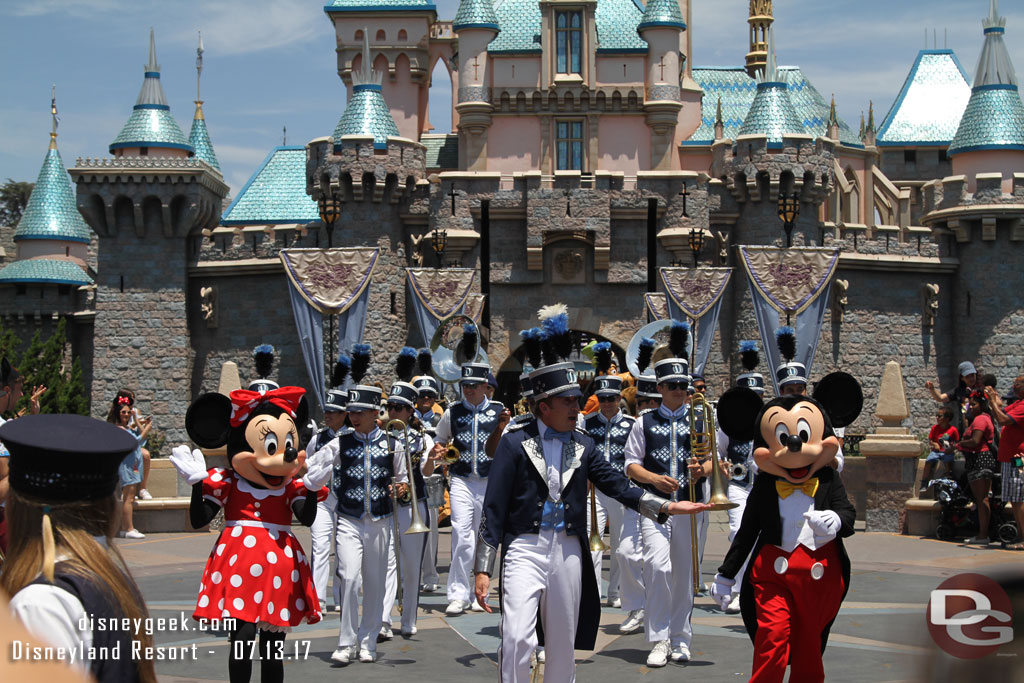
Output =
[{"x1": 193, "y1": 468, "x2": 328, "y2": 630}]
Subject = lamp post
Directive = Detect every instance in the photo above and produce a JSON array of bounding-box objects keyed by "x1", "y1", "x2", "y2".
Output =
[
  {"x1": 777, "y1": 191, "x2": 800, "y2": 248},
  {"x1": 317, "y1": 191, "x2": 341, "y2": 248},
  {"x1": 432, "y1": 226, "x2": 448, "y2": 269},
  {"x1": 688, "y1": 225, "x2": 705, "y2": 268}
]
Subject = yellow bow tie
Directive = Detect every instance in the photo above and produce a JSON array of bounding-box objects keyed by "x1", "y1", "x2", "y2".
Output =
[{"x1": 776, "y1": 478, "x2": 819, "y2": 499}]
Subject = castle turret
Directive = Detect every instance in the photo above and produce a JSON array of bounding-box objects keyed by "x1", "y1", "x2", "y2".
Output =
[
  {"x1": 332, "y1": 32, "x2": 401, "y2": 152},
  {"x1": 637, "y1": 0, "x2": 686, "y2": 170},
  {"x1": 737, "y1": 31, "x2": 805, "y2": 147},
  {"x1": 109, "y1": 29, "x2": 193, "y2": 158},
  {"x1": 188, "y1": 31, "x2": 221, "y2": 172},
  {"x1": 745, "y1": 0, "x2": 773, "y2": 79},
  {"x1": 453, "y1": 0, "x2": 500, "y2": 170},
  {"x1": 949, "y1": 0, "x2": 1024, "y2": 191}
]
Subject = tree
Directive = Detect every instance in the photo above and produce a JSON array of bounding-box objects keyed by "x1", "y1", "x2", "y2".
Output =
[
  {"x1": 15, "y1": 317, "x2": 89, "y2": 416},
  {"x1": 0, "y1": 179, "x2": 34, "y2": 227}
]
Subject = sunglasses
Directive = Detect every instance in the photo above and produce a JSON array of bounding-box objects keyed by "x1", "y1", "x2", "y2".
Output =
[
  {"x1": 386, "y1": 403, "x2": 407, "y2": 411},
  {"x1": 598, "y1": 395, "x2": 619, "y2": 403},
  {"x1": 661, "y1": 382, "x2": 687, "y2": 391}
]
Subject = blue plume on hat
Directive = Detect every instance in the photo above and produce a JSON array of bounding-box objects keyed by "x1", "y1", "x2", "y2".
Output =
[
  {"x1": 462, "y1": 324, "x2": 478, "y2": 361},
  {"x1": 252, "y1": 344, "x2": 275, "y2": 379},
  {"x1": 740, "y1": 340, "x2": 759, "y2": 371},
  {"x1": 417, "y1": 348, "x2": 432, "y2": 376},
  {"x1": 396, "y1": 346, "x2": 417, "y2": 382},
  {"x1": 351, "y1": 343, "x2": 372, "y2": 384},
  {"x1": 539, "y1": 303, "x2": 572, "y2": 364},
  {"x1": 637, "y1": 337, "x2": 655, "y2": 373},
  {"x1": 593, "y1": 341, "x2": 613, "y2": 374},
  {"x1": 775, "y1": 326, "x2": 796, "y2": 362},
  {"x1": 520, "y1": 328, "x2": 544, "y2": 370},
  {"x1": 668, "y1": 320, "x2": 690, "y2": 359},
  {"x1": 332, "y1": 354, "x2": 351, "y2": 388}
]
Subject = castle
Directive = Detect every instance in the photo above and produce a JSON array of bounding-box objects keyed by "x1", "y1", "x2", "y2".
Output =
[{"x1": 1, "y1": 0, "x2": 1022, "y2": 446}]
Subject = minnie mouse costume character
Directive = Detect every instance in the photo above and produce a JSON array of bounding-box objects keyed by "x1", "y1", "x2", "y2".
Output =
[
  {"x1": 170, "y1": 386, "x2": 334, "y2": 683},
  {"x1": 711, "y1": 372, "x2": 862, "y2": 683}
]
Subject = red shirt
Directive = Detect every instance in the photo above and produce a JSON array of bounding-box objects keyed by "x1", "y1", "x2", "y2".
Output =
[
  {"x1": 928, "y1": 423, "x2": 959, "y2": 447},
  {"x1": 997, "y1": 399, "x2": 1024, "y2": 463},
  {"x1": 960, "y1": 413, "x2": 994, "y2": 454}
]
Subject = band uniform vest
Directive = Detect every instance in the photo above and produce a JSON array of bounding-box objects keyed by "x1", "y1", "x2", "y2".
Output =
[
  {"x1": 448, "y1": 400, "x2": 504, "y2": 478},
  {"x1": 640, "y1": 410, "x2": 704, "y2": 503},
  {"x1": 333, "y1": 429, "x2": 396, "y2": 520},
  {"x1": 584, "y1": 412, "x2": 636, "y2": 474}
]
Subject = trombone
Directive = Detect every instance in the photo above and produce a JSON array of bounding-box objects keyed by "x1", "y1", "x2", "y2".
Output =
[
  {"x1": 385, "y1": 419, "x2": 431, "y2": 615},
  {"x1": 687, "y1": 392, "x2": 737, "y2": 595}
]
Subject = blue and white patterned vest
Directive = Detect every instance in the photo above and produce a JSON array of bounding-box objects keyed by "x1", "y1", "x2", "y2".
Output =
[
  {"x1": 448, "y1": 399, "x2": 504, "y2": 478},
  {"x1": 311, "y1": 426, "x2": 348, "y2": 496},
  {"x1": 416, "y1": 409, "x2": 440, "y2": 436},
  {"x1": 640, "y1": 409, "x2": 704, "y2": 502},
  {"x1": 584, "y1": 411, "x2": 636, "y2": 473},
  {"x1": 726, "y1": 438, "x2": 754, "y2": 488},
  {"x1": 334, "y1": 428, "x2": 396, "y2": 520},
  {"x1": 388, "y1": 428, "x2": 430, "y2": 502}
]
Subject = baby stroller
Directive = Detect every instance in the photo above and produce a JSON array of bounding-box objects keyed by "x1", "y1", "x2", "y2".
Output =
[{"x1": 932, "y1": 465, "x2": 1018, "y2": 544}]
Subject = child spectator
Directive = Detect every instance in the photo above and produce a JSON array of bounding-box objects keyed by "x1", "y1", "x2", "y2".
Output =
[{"x1": 921, "y1": 406, "x2": 959, "y2": 493}]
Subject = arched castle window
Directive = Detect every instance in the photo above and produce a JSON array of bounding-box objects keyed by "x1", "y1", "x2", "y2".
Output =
[
  {"x1": 398, "y1": 29, "x2": 407, "y2": 41},
  {"x1": 376, "y1": 29, "x2": 386, "y2": 42}
]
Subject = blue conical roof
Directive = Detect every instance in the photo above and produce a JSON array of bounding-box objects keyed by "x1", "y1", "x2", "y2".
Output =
[
  {"x1": 638, "y1": 0, "x2": 686, "y2": 32},
  {"x1": 14, "y1": 144, "x2": 91, "y2": 244},
  {"x1": 333, "y1": 85, "x2": 401, "y2": 150},
  {"x1": 453, "y1": 0, "x2": 499, "y2": 31},
  {"x1": 739, "y1": 81, "x2": 807, "y2": 145},
  {"x1": 0, "y1": 259, "x2": 93, "y2": 286},
  {"x1": 110, "y1": 29, "x2": 193, "y2": 154},
  {"x1": 950, "y1": 1, "x2": 1024, "y2": 155},
  {"x1": 189, "y1": 105, "x2": 221, "y2": 172}
]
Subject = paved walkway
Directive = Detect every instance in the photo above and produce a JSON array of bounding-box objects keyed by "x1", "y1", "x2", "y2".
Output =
[{"x1": 117, "y1": 514, "x2": 1021, "y2": 682}]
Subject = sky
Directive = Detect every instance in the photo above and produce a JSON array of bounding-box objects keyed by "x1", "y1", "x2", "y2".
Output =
[{"x1": 1, "y1": 0, "x2": 1021, "y2": 198}]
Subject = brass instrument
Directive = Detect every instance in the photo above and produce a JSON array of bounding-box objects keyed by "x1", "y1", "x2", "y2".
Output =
[
  {"x1": 441, "y1": 440, "x2": 461, "y2": 465},
  {"x1": 430, "y1": 313, "x2": 490, "y2": 385},
  {"x1": 514, "y1": 397, "x2": 530, "y2": 416},
  {"x1": 385, "y1": 419, "x2": 431, "y2": 615},
  {"x1": 687, "y1": 392, "x2": 737, "y2": 595},
  {"x1": 730, "y1": 461, "x2": 749, "y2": 480},
  {"x1": 588, "y1": 484, "x2": 610, "y2": 552}
]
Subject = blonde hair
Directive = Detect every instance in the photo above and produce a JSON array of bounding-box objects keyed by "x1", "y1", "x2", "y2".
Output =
[{"x1": 1, "y1": 490, "x2": 157, "y2": 683}]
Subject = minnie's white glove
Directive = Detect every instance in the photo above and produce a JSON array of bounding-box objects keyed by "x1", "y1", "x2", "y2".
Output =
[
  {"x1": 710, "y1": 574, "x2": 735, "y2": 610},
  {"x1": 170, "y1": 445, "x2": 208, "y2": 485},
  {"x1": 302, "y1": 448, "x2": 334, "y2": 491},
  {"x1": 803, "y1": 510, "x2": 841, "y2": 541}
]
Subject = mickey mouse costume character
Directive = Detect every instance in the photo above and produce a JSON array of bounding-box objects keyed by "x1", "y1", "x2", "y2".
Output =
[
  {"x1": 169, "y1": 386, "x2": 332, "y2": 683},
  {"x1": 711, "y1": 372, "x2": 862, "y2": 683}
]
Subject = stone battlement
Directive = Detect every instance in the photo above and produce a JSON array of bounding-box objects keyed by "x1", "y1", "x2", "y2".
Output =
[
  {"x1": 921, "y1": 172, "x2": 1024, "y2": 213},
  {"x1": 711, "y1": 134, "x2": 835, "y2": 204},
  {"x1": 306, "y1": 135, "x2": 427, "y2": 205}
]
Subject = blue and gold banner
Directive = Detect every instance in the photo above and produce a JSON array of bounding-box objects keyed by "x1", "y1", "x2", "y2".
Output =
[{"x1": 659, "y1": 267, "x2": 732, "y2": 376}]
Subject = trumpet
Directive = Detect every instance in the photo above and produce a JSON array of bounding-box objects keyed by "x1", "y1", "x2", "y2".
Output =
[
  {"x1": 440, "y1": 440, "x2": 461, "y2": 465},
  {"x1": 385, "y1": 419, "x2": 431, "y2": 616},
  {"x1": 730, "y1": 461, "x2": 749, "y2": 480},
  {"x1": 687, "y1": 392, "x2": 738, "y2": 595},
  {"x1": 588, "y1": 484, "x2": 609, "y2": 552}
]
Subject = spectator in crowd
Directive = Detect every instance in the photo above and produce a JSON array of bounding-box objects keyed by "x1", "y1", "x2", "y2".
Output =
[
  {"x1": 0, "y1": 358, "x2": 46, "y2": 553},
  {"x1": 922, "y1": 406, "x2": 959, "y2": 492},
  {"x1": 926, "y1": 361, "x2": 981, "y2": 433},
  {"x1": 105, "y1": 392, "x2": 152, "y2": 539},
  {"x1": 987, "y1": 377, "x2": 1024, "y2": 549},
  {"x1": 957, "y1": 390, "x2": 997, "y2": 545}
]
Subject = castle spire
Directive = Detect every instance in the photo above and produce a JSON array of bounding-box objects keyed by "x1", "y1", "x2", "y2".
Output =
[
  {"x1": 49, "y1": 84, "x2": 59, "y2": 150},
  {"x1": 746, "y1": 0, "x2": 774, "y2": 79},
  {"x1": 188, "y1": 29, "x2": 221, "y2": 172},
  {"x1": 739, "y1": 27, "x2": 805, "y2": 147},
  {"x1": 714, "y1": 96, "x2": 725, "y2": 139},
  {"x1": 827, "y1": 94, "x2": 840, "y2": 139},
  {"x1": 333, "y1": 29, "x2": 399, "y2": 150}
]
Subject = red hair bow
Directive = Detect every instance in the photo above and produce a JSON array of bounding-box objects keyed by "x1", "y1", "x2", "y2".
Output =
[
  {"x1": 229, "y1": 387, "x2": 305, "y2": 427},
  {"x1": 117, "y1": 396, "x2": 132, "y2": 406}
]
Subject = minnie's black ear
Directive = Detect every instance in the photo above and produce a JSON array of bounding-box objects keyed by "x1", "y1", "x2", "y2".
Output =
[
  {"x1": 185, "y1": 393, "x2": 233, "y2": 448},
  {"x1": 294, "y1": 396, "x2": 309, "y2": 433},
  {"x1": 812, "y1": 372, "x2": 863, "y2": 429},
  {"x1": 716, "y1": 387, "x2": 764, "y2": 442}
]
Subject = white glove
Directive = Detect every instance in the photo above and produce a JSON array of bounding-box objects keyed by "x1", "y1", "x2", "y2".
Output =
[
  {"x1": 302, "y1": 448, "x2": 334, "y2": 491},
  {"x1": 710, "y1": 574, "x2": 735, "y2": 610},
  {"x1": 803, "y1": 510, "x2": 841, "y2": 540},
  {"x1": 170, "y1": 445, "x2": 208, "y2": 485}
]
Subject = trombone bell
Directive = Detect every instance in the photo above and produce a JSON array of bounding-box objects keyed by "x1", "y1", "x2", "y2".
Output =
[{"x1": 689, "y1": 393, "x2": 738, "y2": 513}]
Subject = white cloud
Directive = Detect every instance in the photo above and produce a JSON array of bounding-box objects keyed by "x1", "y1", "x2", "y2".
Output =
[
  {"x1": 166, "y1": 0, "x2": 324, "y2": 57},
  {"x1": 6, "y1": 0, "x2": 126, "y2": 17}
]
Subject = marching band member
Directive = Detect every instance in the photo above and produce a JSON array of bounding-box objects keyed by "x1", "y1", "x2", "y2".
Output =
[
  {"x1": 412, "y1": 370, "x2": 444, "y2": 593},
  {"x1": 584, "y1": 343, "x2": 645, "y2": 633},
  {"x1": 381, "y1": 377, "x2": 436, "y2": 636},
  {"x1": 432, "y1": 324, "x2": 505, "y2": 616},
  {"x1": 624, "y1": 322, "x2": 714, "y2": 667},
  {"x1": 473, "y1": 306, "x2": 710, "y2": 683},
  {"x1": 307, "y1": 373, "x2": 350, "y2": 613},
  {"x1": 715, "y1": 340, "x2": 764, "y2": 614}
]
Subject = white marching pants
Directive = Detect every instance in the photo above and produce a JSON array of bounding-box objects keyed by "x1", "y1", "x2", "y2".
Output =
[
  {"x1": 311, "y1": 493, "x2": 341, "y2": 608},
  {"x1": 641, "y1": 512, "x2": 708, "y2": 646},
  {"x1": 421, "y1": 505, "x2": 441, "y2": 586},
  {"x1": 447, "y1": 475, "x2": 487, "y2": 603},
  {"x1": 726, "y1": 482, "x2": 752, "y2": 597},
  {"x1": 610, "y1": 498, "x2": 645, "y2": 611},
  {"x1": 382, "y1": 500, "x2": 429, "y2": 632},
  {"x1": 335, "y1": 514, "x2": 391, "y2": 653},
  {"x1": 500, "y1": 530, "x2": 582, "y2": 683}
]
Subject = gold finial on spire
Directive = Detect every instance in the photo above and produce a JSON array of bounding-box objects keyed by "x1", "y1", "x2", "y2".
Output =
[
  {"x1": 49, "y1": 84, "x2": 59, "y2": 150},
  {"x1": 828, "y1": 95, "x2": 838, "y2": 126},
  {"x1": 194, "y1": 30, "x2": 205, "y2": 120},
  {"x1": 746, "y1": 0, "x2": 774, "y2": 79}
]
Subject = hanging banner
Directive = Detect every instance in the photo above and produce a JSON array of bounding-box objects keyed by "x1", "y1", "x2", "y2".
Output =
[
  {"x1": 463, "y1": 293, "x2": 486, "y2": 326},
  {"x1": 280, "y1": 247, "x2": 379, "y2": 315},
  {"x1": 644, "y1": 293, "x2": 668, "y2": 322},
  {"x1": 281, "y1": 248, "x2": 379, "y2": 409},
  {"x1": 406, "y1": 268, "x2": 477, "y2": 346},
  {"x1": 737, "y1": 247, "x2": 840, "y2": 393},
  {"x1": 659, "y1": 267, "x2": 732, "y2": 376}
]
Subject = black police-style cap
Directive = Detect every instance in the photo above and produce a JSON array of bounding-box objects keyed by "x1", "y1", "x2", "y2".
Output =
[{"x1": 2, "y1": 414, "x2": 139, "y2": 502}]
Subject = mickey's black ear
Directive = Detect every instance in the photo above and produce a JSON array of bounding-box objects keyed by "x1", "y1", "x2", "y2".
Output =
[
  {"x1": 812, "y1": 372, "x2": 863, "y2": 429},
  {"x1": 716, "y1": 387, "x2": 764, "y2": 442},
  {"x1": 185, "y1": 393, "x2": 233, "y2": 448},
  {"x1": 294, "y1": 397, "x2": 309, "y2": 433}
]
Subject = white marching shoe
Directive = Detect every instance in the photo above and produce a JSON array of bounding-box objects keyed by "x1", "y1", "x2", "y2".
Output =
[
  {"x1": 646, "y1": 640, "x2": 670, "y2": 667},
  {"x1": 619, "y1": 609, "x2": 644, "y2": 634},
  {"x1": 670, "y1": 644, "x2": 691, "y2": 662},
  {"x1": 330, "y1": 646, "x2": 354, "y2": 664},
  {"x1": 445, "y1": 599, "x2": 467, "y2": 616}
]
